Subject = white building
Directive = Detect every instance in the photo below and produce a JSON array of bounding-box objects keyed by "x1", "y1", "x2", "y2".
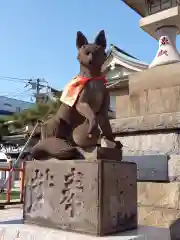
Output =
[{"x1": 0, "y1": 96, "x2": 33, "y2": 116}]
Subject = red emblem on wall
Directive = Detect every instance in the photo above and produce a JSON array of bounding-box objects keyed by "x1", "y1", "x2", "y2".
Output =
[
  {"x1": 160, "y1": 37, "x2": 169, "y2": 46},
  {"x1": 157, "y1": 50, "x2": 168, "y2": 57}
]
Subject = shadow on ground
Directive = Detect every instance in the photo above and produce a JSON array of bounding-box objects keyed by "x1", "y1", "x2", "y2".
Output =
[
  {"x1": 170, "y1": 218, "x2": 180, "y2": 240},
  {"x1": 0, "y1": 219, "x2": 22, "y2": 224}
]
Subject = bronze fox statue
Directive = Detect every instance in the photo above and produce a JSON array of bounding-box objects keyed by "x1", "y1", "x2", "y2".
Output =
[{"x1": 32, "y1": 30, "x2": 116, "y2": 160}]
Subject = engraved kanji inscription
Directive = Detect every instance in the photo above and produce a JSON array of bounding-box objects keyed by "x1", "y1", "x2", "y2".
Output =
[
  {"x1": 60, "y1": 167, "x2": 84, "y2": 218},
  {"x1": 31, "y1": 168, "x2": 54, "y2": 189},
  {"x1": 26, "y1": 168, "x2": 55, "y2": 213}
]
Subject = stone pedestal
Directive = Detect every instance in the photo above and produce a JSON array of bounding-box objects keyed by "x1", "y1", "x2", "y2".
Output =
[
  {"x1": 23, "y1": 159, "x2": 137, "y2": 236},
  {"x1": 77, "y1": 145, "x2": 122, "y2": 161}
]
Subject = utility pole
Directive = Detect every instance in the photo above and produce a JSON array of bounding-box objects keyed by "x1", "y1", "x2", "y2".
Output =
[
  {"x1": 25, "y1": 78, "x2": 43, "y2": 103},
  {"x1": 25, "y1": 78, "x2": 58, "y2": 103},
  {"x1": 36, "y1": 78, "x2": 40, "y2": 103}
]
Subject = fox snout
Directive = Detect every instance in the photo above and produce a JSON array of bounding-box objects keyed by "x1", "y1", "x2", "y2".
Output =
[
  {"x1": 86, "y1": 51, "x2": 97, "y2": 65},
  {"x1": 78, "y1": 45, "x2": 106, "y2": 68}
]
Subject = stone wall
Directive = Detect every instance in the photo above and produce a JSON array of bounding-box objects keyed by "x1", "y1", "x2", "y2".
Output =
[
  {"x1": 111, "y1": 64, "x2": 180, "y2": 238},
  {"x1": 116, "y1": 132, "x2": 180, "y2": 156},
  {"x1": 115, "y1": 63, "x2": 180, "y2": 119},
  {"x1": 116, "y1": 85, "x2": 180, "y2": 118},
  {"x1": 115, "y1": 133, "x2": 180, "y2": 181},
  {"x1": 138, "y1": 182, "x2": 180, "y2": 238},
  {"x1": 129, "y1": 62, "x2": 180, "y2": 95}
]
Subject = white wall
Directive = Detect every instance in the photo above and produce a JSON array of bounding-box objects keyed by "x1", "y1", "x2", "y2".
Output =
[
  {"x1": 122, "y1": 67, "x2": 135, "y2": 76},
  {"x1": 0, "y1": 96, "x2": 33, "y2": 114}
]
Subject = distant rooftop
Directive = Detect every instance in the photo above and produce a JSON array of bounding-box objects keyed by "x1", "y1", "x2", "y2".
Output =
[
  {"x1": 109, "y1": 44, "x2": 138, "y2": 60},
  {"x1": 107, "y1": 44, "x2": 149, "y2": 67},
  {"x1": 0, "y1": 95, "x2": 33, "y2": 105}
]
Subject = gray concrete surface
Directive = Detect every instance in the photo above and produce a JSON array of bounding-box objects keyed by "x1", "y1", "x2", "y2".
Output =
[{"x1": 0, "y1": 207, "x2": 171, "y2": 239}]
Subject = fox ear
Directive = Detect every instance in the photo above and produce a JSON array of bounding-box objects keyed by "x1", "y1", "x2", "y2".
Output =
[
  {"x1": 94, "y1": 30, "x2": 106, "y2": 49},
  {"x1": 76, "y1": 31, "x2": 88, "y2": 49}
]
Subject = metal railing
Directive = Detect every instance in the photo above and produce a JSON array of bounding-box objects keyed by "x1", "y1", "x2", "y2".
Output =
[{"x1": 0, "y1": 161, "x2": 25, "y2": 205}]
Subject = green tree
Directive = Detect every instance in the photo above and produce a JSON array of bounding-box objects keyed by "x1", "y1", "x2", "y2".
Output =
[{"x1": 0, "y1": 99, "x2": 62, "y2": 136}]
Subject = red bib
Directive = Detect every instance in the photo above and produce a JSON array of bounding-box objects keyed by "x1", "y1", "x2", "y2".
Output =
[{"x1": 60, "y1": 76, "x2": 107, "y2": 107}]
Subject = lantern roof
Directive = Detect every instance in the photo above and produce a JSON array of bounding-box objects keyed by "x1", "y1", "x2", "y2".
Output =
[{"x1": 122, "y1": 0, "x2": 146, "y2": 17}]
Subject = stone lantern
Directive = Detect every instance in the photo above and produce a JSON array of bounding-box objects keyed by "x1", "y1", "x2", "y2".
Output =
[
  {"x1": 123, "y1": 0, "x2": 180, "y2": 67},
  {"x1": 145, "y1": 0, "x2": 179, "y2": 16}
]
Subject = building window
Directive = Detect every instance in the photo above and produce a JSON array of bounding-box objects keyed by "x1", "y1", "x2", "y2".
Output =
[
  {"x1": 16, "y1": 107, "x2": 21, "y2": 113},
  {"x1": 4, "y1": 103, "x2": 12, "y2": 107},
  {"x1": 109, "y1": 95, "x2": 116, "y2": 119},
  {"x1": 110, "y1": 95, "x2": 116, "y2": 111}
]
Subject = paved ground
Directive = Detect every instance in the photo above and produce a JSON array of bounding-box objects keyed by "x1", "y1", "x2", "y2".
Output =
[{"x1": 0, "y1": 206, "x2": 171, "y2": 239}]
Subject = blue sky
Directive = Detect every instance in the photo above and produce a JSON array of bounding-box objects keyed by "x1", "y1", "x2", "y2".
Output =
[{"x1": 0, "y1": 0, "x2": 180, "y2": 102}]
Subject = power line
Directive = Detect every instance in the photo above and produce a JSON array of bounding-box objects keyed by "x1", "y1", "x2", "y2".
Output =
[
  {"x1": 0, "y1": 76, "x2": 56, "y2": 102},
  {"x1": 0, "y1": 76, "x2": 31, "y2": 83},
  {"x1": 0, "y1": 76, "x2": 54, "y2": 92},
  {"x1": 1, "y1": 89, "x2": 32, "y2": 99},
  {"x1": 0, "y1": 89, "x2": 23, "y2": 95},
  {"x1": 0, "y1": 87, "x2": 32, "y2": 97},
  {"x1": 0, "y1": 75, "x2": 30, "y2": 81}
]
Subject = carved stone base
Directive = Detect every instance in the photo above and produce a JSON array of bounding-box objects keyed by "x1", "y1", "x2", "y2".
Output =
[
  {"x1": 23, "y1": 159, "x2": 137, "y2": 236},
  {"x1": 77, "y1": 146, "x2": 122, "y2": 161}
]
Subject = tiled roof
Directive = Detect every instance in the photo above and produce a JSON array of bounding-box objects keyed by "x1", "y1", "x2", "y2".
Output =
[
  {"x1": 110, "y1": 44, "x2": 138, "y2": 60},
  {"x1": 108, "y1": 44, "x2": 149, "y2": 67}
]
